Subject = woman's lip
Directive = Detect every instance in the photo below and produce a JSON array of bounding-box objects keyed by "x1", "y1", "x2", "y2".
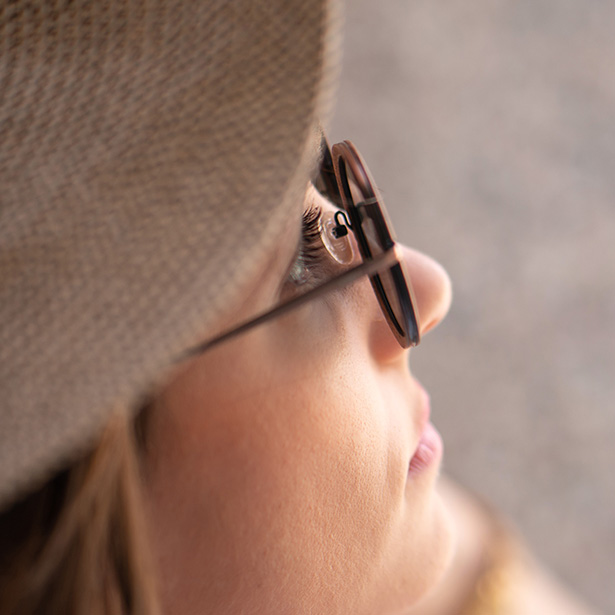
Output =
[
  {"x1": 408, "y1": 422, "x2": 443, "y2": 476},
  {"x1": 408, "y1": 384, "x2": 443, "y2": 476}
]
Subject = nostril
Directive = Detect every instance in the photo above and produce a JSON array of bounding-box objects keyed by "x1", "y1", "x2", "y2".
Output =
[{"x1": 369, "y1": 314, "x2": 408, "y2": 363}]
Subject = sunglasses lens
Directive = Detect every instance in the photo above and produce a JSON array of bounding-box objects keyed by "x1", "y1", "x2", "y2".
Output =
[
  {"x1": 361, "y1": 208, "x2": 416, "y2": 345},
  {"x1": 336, "y1": 145, "x2": 420, "y2": 347}
]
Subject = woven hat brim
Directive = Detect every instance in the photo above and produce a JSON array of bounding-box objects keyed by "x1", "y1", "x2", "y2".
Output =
[{"x1": 0, "y1": 0, "x2": 340, "y2": 509}]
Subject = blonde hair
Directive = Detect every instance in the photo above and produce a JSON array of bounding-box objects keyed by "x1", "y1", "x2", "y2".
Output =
[{"x1": 0, "y1": 411, "x2": 159, "y2": 615}]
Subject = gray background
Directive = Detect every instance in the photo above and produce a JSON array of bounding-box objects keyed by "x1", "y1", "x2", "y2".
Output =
[{"x1": 330, "y1": 2, "x2": 614, "y2": 612}]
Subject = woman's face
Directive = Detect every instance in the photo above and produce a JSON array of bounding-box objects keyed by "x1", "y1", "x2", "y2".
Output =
[{"x1": 144, "y1": 185, "x2": 454, "y2": 615}]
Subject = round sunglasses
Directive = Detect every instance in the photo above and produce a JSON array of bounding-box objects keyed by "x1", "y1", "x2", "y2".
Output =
[{"x1": 180, "y1": 136, "x2": 420, "y2": 360}]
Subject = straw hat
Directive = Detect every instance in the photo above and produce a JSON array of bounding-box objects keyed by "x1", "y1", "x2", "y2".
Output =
[{"x1": 0, "y1": 0, "x2": 339, "y2": 509}]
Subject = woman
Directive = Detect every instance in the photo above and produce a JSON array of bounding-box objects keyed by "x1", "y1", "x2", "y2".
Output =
[
  {"x1": 0, "y1": 1, "x2": 453, "y2": 613},
  {"x1": 0, "y1": 1, "x2": 598, "y2": 614},
  {"x1": 143, "y1": 159, "x2": 454, "y2": 615}
]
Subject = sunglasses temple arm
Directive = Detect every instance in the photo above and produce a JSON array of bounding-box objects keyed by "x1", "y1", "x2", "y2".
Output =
[{"x1": 178, "y1": 245, "x2": 403, "y2": 361}]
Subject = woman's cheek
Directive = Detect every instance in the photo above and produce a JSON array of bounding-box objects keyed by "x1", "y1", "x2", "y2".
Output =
[{"x1": 268, "y1": 368, "x2": 410, "y2": 598}]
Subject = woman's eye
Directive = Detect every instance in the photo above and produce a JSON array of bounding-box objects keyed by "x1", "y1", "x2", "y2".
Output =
[{"x1": 285, "y1": 205, "x2": 328, "y2": 289}]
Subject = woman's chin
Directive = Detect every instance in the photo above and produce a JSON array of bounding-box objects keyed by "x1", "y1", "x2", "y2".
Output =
[
  {"x1": 415, "y1": 488, "x2": 457, "y2": 603},
  {"x1": 415, "y1": 488, "x2": 456, "y2": 603},
  {"x1": 367, "y1": 484, "x2": 455, "y2": 615}
]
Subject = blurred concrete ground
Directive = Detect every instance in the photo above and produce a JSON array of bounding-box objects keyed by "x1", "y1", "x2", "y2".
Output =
[{"x1": 330, "y1": 2, "x2": 614, "y2": 612}]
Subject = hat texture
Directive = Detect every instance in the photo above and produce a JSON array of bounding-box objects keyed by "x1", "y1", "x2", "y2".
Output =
[{"x1": 0, "y1": 0, "x2": 338, "y2": 509}]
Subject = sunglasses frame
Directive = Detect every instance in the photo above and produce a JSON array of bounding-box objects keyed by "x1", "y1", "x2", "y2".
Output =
[
  {"x1": 178, "y1": 136, "x2": 419, "y2": 361},
  {"x1": 324, "y1": 139, "x2": 420, "y2": 347}
]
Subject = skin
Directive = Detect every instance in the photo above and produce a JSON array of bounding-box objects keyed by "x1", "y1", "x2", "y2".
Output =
[{"x1": 143, "y1": 185, "x2": 454, "y2": 615}]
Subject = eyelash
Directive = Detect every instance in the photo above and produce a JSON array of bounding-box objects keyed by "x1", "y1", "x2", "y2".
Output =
[{"x1": 286, "y1": 205, "x2": 327, "y2": 287}]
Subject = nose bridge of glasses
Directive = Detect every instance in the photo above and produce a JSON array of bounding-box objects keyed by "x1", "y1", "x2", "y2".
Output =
[{"x1": 319, "y1": 210, "x2": 354, "y2": 265}]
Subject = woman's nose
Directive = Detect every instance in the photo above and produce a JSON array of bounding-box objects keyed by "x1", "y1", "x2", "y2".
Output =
[{"x1": 402, "y1": 245, "x2": 452, "y2": 338}]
